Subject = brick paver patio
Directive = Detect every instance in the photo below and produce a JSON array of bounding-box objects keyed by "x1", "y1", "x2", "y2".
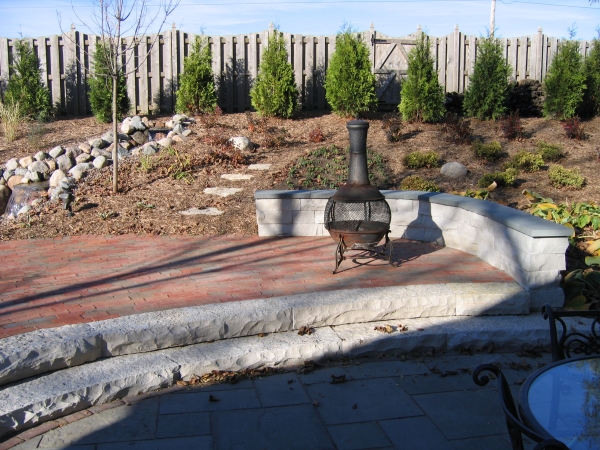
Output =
[{"x1": 0, "y1": 235, "x2": 513, "y2": 339}]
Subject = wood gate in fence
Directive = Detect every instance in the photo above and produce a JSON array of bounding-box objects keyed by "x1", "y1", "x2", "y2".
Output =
[{"x1": 0, "y1": 24, "x2": 593, "y2": 116}]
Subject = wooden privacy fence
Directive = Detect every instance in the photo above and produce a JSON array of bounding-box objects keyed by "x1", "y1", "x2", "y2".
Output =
[{"x1": 0, "y1": 24, "x2": 594, "y2": 116}]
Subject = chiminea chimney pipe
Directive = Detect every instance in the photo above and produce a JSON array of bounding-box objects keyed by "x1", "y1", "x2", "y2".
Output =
[{"x1": 346, "y1": 120, "x2": 370, "y2": 185}]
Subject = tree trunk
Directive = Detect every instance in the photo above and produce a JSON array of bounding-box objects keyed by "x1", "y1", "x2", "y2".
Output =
[{"x1": 112, "y1": 15, "x2": 121, "y2": 194}]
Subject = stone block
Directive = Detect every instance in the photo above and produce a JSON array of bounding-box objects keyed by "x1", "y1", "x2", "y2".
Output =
[
  {"x1": 393, "y1": 199, "x2": 415, "y2": 214},
  {"x1": 172, "y1": 326, "x2": 343, "y2": 380},
  {"x1": 440, "y1": 232, "x2": 478, "y2": 255},
  {"x1": 255, "y1": 198, "x2": 300, "y2": 213},
  {"x1": 293, "y1": 210, "x2": 316, "y2": 224},
  {"x1": 477, "y1": 240, "x2": 504, "y2": 270},
  {"x1": 389, "y1": 225, "x2": 407, "y2": 238},
  {"x1": 390, "y1": 209, "x2": 419, "y2": 226},
  {"x1": 288, "y1": 285, "x2": 456, "y2": 328},
  {"x1": 529, "y1": 288, "x2": 564, "y2": 310},
  {"x1": 512, "y1": 251, "x2": 566, "y2": 272},
  {"x1": 256, "y1": 209, "x2": 293, "y2": 224},
  {"x1": 502, "y1": 262, "x2": 562, "y2": 289},
  {"x1": 331, "y1": 318, "x2": 448, "y2": 357},
  {"x1": 452, "y1": 282, "x2": 530, "y2": 316},
  {"x1": 299, "y1": 198, "x2": 327, "y2": 211},
  {"x1": 430, "y1": 216, "x2": 459, "y2": 232},
  {"x1": 402, "y1": 226, "x2": 425, "y2": 241}
]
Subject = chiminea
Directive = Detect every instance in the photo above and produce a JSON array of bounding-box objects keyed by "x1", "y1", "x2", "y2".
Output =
[{"x1": 324, "y1": 120, "x2": 392, "y2": 273}]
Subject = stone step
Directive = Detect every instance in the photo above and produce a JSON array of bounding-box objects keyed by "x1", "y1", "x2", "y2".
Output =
[
  {"x1": 0, "y1": 283, "x2": 529, "y2": 388},
  {"x1": 0, "y1": 313, "x2": 566, "y2": 439}
]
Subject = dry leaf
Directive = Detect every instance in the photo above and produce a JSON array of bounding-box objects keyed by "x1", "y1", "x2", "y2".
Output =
[
  {"x1": 258, "y1": 333, "x2": 267, "y2": 337},
  {"x1": 330, "y1": 374, "x2": 346, "y2": 384},
  {"x1": 374, "y1": 324, "x2": 394, "y2": 334},
  {"x1": 208, "y1": 394, "x2": 219, "y2": 402},
  {"x1": 351, "y1": 404, "x2": 358, "y2": 409},
  {"x1": 176, "y1": 380, "x2": 189, "y2": 387},
  {"x1": 397, "y1": 324, "x2": 409, "y2": 332},
  {"x1": 312, "y1": 400, "x2": 319, "y2": 407},
  {"x1": 298, "y1": 325, "x2": 315, "y2": 336}
]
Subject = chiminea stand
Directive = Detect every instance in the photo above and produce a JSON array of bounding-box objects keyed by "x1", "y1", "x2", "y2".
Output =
[
  {"x1": 324, "y1": 120, "x2": 395, "y2": 274},
  {"x1": 332, "y1": 233, "x2": 393, "y2": 274}
]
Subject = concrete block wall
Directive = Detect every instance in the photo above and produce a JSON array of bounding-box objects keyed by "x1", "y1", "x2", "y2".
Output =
[{"x1": 255, "y1": 190, "x2": 572, "y2": 309}]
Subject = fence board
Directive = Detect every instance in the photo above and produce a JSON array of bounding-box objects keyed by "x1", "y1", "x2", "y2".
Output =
[
  {"x1": 316, "y1": 36, "x2": 326, "y2": 109},
  {"x1": 163, "y1": 29, "x2": 173, "y2": 113},
  {"x1": 237, "y1": 34, "x2": 246, "y2": 112},
  {"x1": 0, "y1": 38, "x2": 8, "y2": 81},
  {"x1": 223, "y1": 35, "x2": 234, "y2": 112},
  {"x1": 509, "y1": 37, "x2": 518, "y2": 80},
  {"x1": 37, "y1": 37, "x2": 48, "y2": 88},
  {"x1": 293, "y1": 34, "x2": 303, "y2": 104},
  {"x1": 468, "y1": 35, "x2": 476, "y2": 89},
  {"x1": 438, "y1": 36, "x2": 447, "y2": 89},
  {"x1": 138, "y1": 37, "x2": 149, "y2": 114},
  {"x1": 49, "y1": 35, "x2": 62, "y2": 107},
  {"x1": 305, "y1": 35, "x2": 314, "y2": 108},
  {"x1": 150, "y1": 34, "x2": 160, "y2": 113}
]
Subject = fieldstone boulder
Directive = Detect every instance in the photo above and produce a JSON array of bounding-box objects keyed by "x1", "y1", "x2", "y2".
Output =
[
  {"x1": 46, "y1": 159, "x2": 57, "y2": 172},
  {"x1": 76, "y1": 154, "x2": 92, "y2": 164},
  {"x1": 7, "y1": 175, "x2": 24, "y2": 190},
  {"x1": 69, "y1": 163, "x2": 91, "y2": 181},
  {"x1": 172, "y1": 114, "x2": 187, "y2": 124},
  {"x1": 141, "y1": 144, "x2": 158, "y2": 155},
  {"x1": 49, "y1": 146, "x2": 65, "y2": 159},
  {"x1": 89, "y1": 138, "x2": 108, "y2": 149},
  {"x1": 33, "y1": 151, "x2": 48, "y2": 162},
  {"x1": 79, "y1": 143, "x2": 92, "y2": 154},
  {"x1": 131, "y1": 131, "x2": 147, "y2": 145},
  {"x1": 3, "y1": 170, "x2": 15, "y2": 181},
  {"x1": 49, "y1": 170, "x2": 67, "y2": 188},
  {"x1": 440, "y1": 162, "x2": 468, "y2": 179},
  {"x1": 28, "y1": 161, "x2": 51, "y2": 175},
  {"x1": 172, "y1": 123, "x2": 184, "y2": 134},
  {"x1": 229, "y1": 137, "x2": 254, "y2": 152},
  {"x1": 130, "y1": 116, "x2": 147, "y2": 131},
  {"x1": 25, "y1": 171, "x2": 43, "y2": 182},
  {"x1": 182, "y1": 129, "x2": 192, "y2": 137},
  {"x1": 19, "y1": 156, "x2": 34, "y2": 168},
  {"x1": 121, "y1": 118, "x2": 134, "y2": 135},
  {"x1": 17, "y1": 205, "x2": 31, "y2": 216},
  {"x1": 172, "y1": 135, "x2": 187, "y2": 143},
  {"x1": 56, "y1": 154, "x2": 75, "y2": 173},
  {"x1": 5, "y1": 159, "x2": 19, "y2": 171},
  {"x1": 91, "y1": 148, "x2": 112, "y2": 159},
  {"x1": 15, "y1": 168, "x2": 27, "y2": 176},
  {"x1": 157, "y1": 137, "x2": 172, "y2": 148},
  {"x1": 0, "y1": 185, "x2": 11, "y2": 215},
  {"x1": 93, "y1": 156, "x2": 108, "y2": 169},
  {"x1": 65, "y1": 147, "x2": 81, "y2": 159}
]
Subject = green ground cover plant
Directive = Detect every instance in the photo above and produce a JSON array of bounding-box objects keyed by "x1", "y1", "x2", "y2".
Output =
[
  {"x1": 548, "y1": 164, "x2": 585, "y2": 189},
  {"x1": 536, "y1": 141, "x2": 564, "y2": 162},
  {"x1": 400, "y1": 175, "x2": 441, "y2": 192},
  {"x1": 503, "y1": 150, "x2": 544, "y2": 172},
  {"x1": 402, "y1": 150, "x2": 440, "y2": 169},
  {"x1": 477, "y1": 168, "x2": 518, "y2": 188},
  {"x1": 472, "y1": 141, "x2": 504, "y2": 162},
  {"x1": 283, "y1": 145, "x2": 393, "y2": 190}
]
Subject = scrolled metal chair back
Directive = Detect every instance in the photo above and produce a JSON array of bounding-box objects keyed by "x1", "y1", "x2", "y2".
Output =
[{"x1": 542, "y1": 304, "x2": 600, "y2": 361}]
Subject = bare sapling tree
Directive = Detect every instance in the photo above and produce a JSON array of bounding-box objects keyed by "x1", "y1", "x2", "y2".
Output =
[{"x1": 60, "y1": 0, "x2": 179, "y2": 193}]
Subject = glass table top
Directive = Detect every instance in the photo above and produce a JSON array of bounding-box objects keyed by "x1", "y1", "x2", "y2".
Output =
[{"x1": 524, "y1": 357, "x2": 600, "y2": 450}]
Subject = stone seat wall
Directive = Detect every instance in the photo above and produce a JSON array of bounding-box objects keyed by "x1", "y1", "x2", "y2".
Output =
[{"x1": 255, "y1": 190, "x2": 572, "y2": 310}]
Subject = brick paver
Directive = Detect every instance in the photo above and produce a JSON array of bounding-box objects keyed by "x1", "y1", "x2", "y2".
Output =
[{"x1": 0, "y1": 235, "x2": 513, "y2": 339}]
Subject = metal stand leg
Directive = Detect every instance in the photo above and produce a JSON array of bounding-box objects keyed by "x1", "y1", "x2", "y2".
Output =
[{"x1": 333, "y1": 235, "x2": 346, "y2": 274}]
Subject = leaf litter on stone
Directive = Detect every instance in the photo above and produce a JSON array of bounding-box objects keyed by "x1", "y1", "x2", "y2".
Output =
[{"x1": 298, "y1": 325, "x2": 315, "y2": 336}]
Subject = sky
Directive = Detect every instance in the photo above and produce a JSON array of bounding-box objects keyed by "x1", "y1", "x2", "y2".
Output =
[{"x1": 0, "y1": 0, "x2": 598, "y2": 41}]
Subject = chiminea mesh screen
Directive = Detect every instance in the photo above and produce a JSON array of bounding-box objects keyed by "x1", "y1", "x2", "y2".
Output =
[{"x1": 324, "y1": 198, "x2": 391, "y2": 233}]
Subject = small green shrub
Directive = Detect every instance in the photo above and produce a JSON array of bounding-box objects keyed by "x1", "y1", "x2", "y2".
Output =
[
  {"x1": 472, "y1": 141, "x2": 503, "y2": 162},
  {"x1": 477, "y1": 168, "x2": 518, "y2": 188},
  {"x1": 3, "y1": 39, "x2": 52, "y2": 120},
  {"x1": 325, "y1": 26, "x2": 377, "y2": 117},
  {"x1": 88, "y1": 43, "x2": 130, "y2": 123},
  {"x1": 398, "y1": 32, "x2": 445, "y2": 123},
  {"x1": 400, "y1": 175, "x2": 441, "y2": 192},
  {"x1": 548, "y1": 165, "x2": 585, "y2": 189},
  {"x1": 580, "y1": 38, "x2": 600, "y2": 117},
  {"x1": 536, "y1": 141, "x2": 564, "y2": 162},
  {"x1": 463, "y1": 37, "x2": 511, "y2": 120},
  {"x1": 250, "y1": 31, "x2": 298, "y2": 118},
  {"x1": 176, "y1": 35, "x2": 217, "y2": 114},
  {"x1": 503, "y1": 150, "x2": 544, "y2": 172},
  {"x1": 402, "y1": 150, "x2": 440, "y2": 169},
  {"x1": 543, "y1": 40, "x2": 586, "y2": 119}
]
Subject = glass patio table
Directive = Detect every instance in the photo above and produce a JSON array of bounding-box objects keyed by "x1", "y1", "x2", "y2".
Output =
[{"x1": 519, "y1": 355, "x2": 600, "y2": 449}]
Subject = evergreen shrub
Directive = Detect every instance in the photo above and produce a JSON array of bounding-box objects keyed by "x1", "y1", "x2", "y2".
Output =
[
  {"x1": 400, "y1": 175, "x2": 441, "y2": 192},
  {"x1": 176, "y1": 36, "x2": 217, "y2": 114},
  {"x1": 463, "y1": 37, "x2": 510, "y2": 120},
  {"x1": 398, "y1": 32, "x2": 445, "y2": 123},
  {"x1": 536, "y1": 141, "x2": 564, "y2": 162},
  {"x1": 472, "y1": 141, "x2": 504, "y2": 162},
  {"x1": 503, "y1": 150, "x2": 544, "y2": 172},
  {"x1": 477, "y1": 168, "x2": 518, "y2": 188},
  {"x1": 3, "y1": 39, "x2": 52, "y2": 120},
  {"x1": 580, "y1": 39, "x2": 600, "y2": 117},
  {"x1": 325, "y1": 27, "x2": 377, "y2": 117},
  {"x1": 543, "y1": 40, "x2": 586, "y2": 119},
  {"x1": 548, "y1": 165, "x2": 585, "y2": 189},
  {"x1": 402, "y1": 150, "x2": 440, "y2": 169},
  {"x1": 250, "y1": 31, "x2": 298, "y2": 118},
  {"x1": 88, "y1": 43, "x2": 130, "y2": 123}
]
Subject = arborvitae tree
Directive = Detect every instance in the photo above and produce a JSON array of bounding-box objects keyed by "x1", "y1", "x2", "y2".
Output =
[
  {"x1": 463, "y1": 37, "x2": 511, "y2": 120},
  {"x1": 176, "y1": 35, "x2": 217, "y2": 114},
  {"x1": 88, "y1": 43, "x2": 130, "y2": 123},
  {"x1": 325, "y1": 26, "x2": 377, "y2": 117},
  {"x1": 250, "y1": 31, "x2": 298, "y2": 118},
  {"x1": 399, "y1": 32, "x2": 445, "y2": 123},
  {"x1": 579, "y1": 39, "x2": 600, "y2": 118},
  {"x1": 543, "y1": 40, "x2": 586, "y2": 119},
  {"x1": 4, "y1": 39, "x2": 52, "y2": 120}
]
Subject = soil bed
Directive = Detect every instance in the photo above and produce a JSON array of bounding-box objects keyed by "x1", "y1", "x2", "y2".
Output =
[{"x1": 1, "y1": 112, "x2": 599, "y2": 243}]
